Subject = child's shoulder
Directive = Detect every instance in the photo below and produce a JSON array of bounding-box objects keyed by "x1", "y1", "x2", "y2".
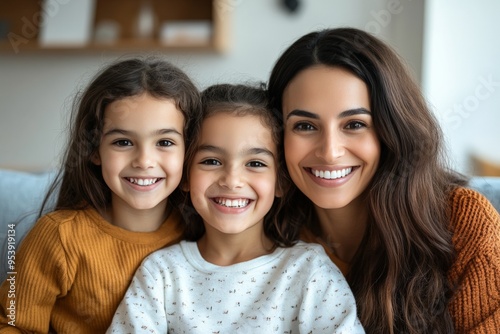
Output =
[
  {"x1": 282, "y1": 241, "x2": 335, "y2": 266},
  {"x1": 137, "y1": 241, "x2": 186, "y2": 271},
  {"x1": 276, "y1": 241, "x2": 345, "y2": 279},
  {"x1": 28, "y1": 208, "x2": 104, "y2": 240},
  {"x1": 143, "y1": 240, "x2": 185, "y2": 260},
  {"x1": 37, "y1": 208, "x2": 99, "y2": 228},
  {"x1": 16, "y1": 208, "x2": 101, "y2": 255},
  {"x1": 289, "y1": 240, "x2": 329, "y2": 254}
]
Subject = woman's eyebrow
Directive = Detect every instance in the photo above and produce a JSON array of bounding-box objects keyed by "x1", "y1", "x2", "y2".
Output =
[
  {"x1": 286, "y1": 107, "x2": 371, "y2": 120},
  {"x1": 338, "y1": 108, "x2": 371, "y2": 118}
]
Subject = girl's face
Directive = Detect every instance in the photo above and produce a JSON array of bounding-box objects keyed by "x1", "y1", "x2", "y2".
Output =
[
  {"x1": 282, "y1": 65, "x2": 380, "y2": 210},
  {"x1": 94, "y1": 93, "x2": 185, "y2": 215},
  {"x1": 188, "y1": 113, "x2": 279, "y2": 236}
]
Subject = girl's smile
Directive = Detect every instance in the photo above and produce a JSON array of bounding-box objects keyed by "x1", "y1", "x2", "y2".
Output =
[
  {"x1": 212, "y1": 197, "x2": 251, "y2": 209},
  {"x1": 124, "y1": 177, "x2": 164, "y2": 191},
  {"x1": 188, "y1": 112, "x2": 279, "y2": 236},
  {"x1": 93, "y1": 92, "x2": 185, "y2": 231}
]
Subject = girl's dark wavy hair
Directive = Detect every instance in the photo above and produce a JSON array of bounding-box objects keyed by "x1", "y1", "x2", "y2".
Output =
[
  {"x1": 268, "y1": 27, "x2": 466, "y2": 333},
  {"x1": 39, "y1": 56, "x2": 201, "y2": 217},
  {"x1": 180, "y1": 83, "x2": 296, "y2": 247}
]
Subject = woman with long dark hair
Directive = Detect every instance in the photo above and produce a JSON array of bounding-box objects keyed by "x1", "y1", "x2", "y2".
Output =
[{"x1": 268, "y1": 27, "x2": 500, "y2": 333}]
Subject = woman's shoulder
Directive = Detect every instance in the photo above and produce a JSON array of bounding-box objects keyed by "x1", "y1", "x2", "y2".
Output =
[
  {"x1": 448, "y1": 186, "x2": 500, "y2": 250},
  {"x1": 448, "y1": 186, "x2": 500, "y2": 225}
]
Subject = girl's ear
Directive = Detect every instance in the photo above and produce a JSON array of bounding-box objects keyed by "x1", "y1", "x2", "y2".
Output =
[{"x1": 91, "y1": 152, "x2": 102, "y2": 166}]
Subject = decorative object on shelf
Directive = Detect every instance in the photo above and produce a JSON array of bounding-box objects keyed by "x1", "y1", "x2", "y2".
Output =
[
  {"x1": 39, "y1": 0, "x2": 96, "y2": 47},
  {"x1": 134, "y1": 0, "x2": 157, "y2": 40},
  {"x1": 159, "y1": 20, "x2": 212, "y2": 46},
  {"x1": 282, "y1": 0, "x2": 300, "y2": 13},
  {"x1": 94, "y1": 20, "x2": 120, "y2": 44},
  {"x1": 471, "y1": 155, "x2": 500, "y2": 177},
  {"x1": 0, "y1": 0, "x2": 229, "y2": 53},
  {"x1": 0, "y1": 20, "x2": 9, "y2": 41}
]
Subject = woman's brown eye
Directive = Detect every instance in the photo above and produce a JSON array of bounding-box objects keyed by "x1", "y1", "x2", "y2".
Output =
[
  {"x1": 346, "y1": 121, "x2": 365, "y2": 130},
  {"x1": 293, "y1": 122, "x2": 315, "y2": 131}
]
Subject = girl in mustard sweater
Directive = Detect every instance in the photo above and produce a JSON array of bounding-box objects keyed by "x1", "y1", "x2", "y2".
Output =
[
  {"x1": 268, "y1": 27, "x2": 500, "y2": 333},
  {"x1": 0, "y1": 57, "x2": 200, "y2": 333}
]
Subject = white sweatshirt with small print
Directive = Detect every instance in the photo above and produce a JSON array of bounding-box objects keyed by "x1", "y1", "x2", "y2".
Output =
[{"x1": 107, "y1": 240, "x2": 365, "y2": 334}]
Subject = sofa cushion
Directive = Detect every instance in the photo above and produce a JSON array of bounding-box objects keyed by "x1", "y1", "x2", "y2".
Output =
[{"x1": 0, "y1": 169, "x2": 57, "y2": 282}]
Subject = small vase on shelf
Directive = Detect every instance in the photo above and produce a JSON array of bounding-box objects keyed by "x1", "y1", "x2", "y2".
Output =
[{"x1": 134, "y1": 0, "x2": 157, "y2": 40}]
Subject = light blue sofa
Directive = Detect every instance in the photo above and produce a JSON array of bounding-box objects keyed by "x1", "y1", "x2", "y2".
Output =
[{"x1": 0, "y1": 169, "x2": 499, "y2": 283}]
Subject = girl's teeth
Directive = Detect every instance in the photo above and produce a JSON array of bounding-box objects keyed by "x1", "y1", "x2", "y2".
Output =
[
  {"x1": 129, "y1": 178, "x2": 158, "y2": 186},
  {"x1": 216, "y1": 198, "x2": 249, "y2": 208},
  {"x1": 312, "y1": 167, "x2": 353, "y2": 180}
]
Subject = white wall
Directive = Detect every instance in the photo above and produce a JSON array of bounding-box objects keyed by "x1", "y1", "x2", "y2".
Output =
[
  {"x1": 422, "y1": 0, "x2": 500, "y2": 174},
  {"x1": 0, "y1": 0, "x2": 424, "y2": 171}
]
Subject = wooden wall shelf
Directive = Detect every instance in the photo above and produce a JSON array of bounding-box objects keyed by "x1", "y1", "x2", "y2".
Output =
[{"x1": 0, "y1": 0, "x2": 229, "y2": 54}]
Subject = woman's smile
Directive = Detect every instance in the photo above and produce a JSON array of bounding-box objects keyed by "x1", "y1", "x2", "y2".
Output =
[{"x1": 282, "y1": 65, "x2": 380, "y2": 210}]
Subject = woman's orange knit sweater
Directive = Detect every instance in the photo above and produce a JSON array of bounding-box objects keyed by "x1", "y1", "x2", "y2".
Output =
[
  {"x1": 0, "y1": 208, "x2": 184, "y2": 333},
  {"x1": 303, "y1": 187, "x2": 500, "y2": 333}
]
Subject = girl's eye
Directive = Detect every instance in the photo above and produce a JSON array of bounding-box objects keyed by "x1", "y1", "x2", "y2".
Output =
[
  {"x1": 200, "y1": 159, "x2": 221, "y2": 166},
  {"x1": 293, "y1": 122, "x2": 316, "y2": 131},
  {"x1": 345, "y1": 121, "x2": 366, "y2": 130},
  {"x1": 114, "y1": 139, "x2": 132, "y2": 146},
  {"x1": 158, "y1": 140, "x2": 173, "y2": 147},
  {"x1": 246, "y1": 161, "x2": 267, "y2": 168}
]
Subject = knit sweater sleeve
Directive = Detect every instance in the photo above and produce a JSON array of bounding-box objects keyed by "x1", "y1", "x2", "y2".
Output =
[
  {"x1": 0, "y1": 213, "x2": 70, "y2": 333},
  {"x1": 448, "y1": 187, "x2": 500, "y2": 334}
]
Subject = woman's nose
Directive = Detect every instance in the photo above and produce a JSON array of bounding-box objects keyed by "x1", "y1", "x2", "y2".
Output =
[{"x1": 315, "y1": 130, "x2": 345, "y2": 162}]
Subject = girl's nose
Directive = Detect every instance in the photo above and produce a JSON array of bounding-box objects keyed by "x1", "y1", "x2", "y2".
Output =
[
  {"x1": 218, "y1": 168, "x2": 244, "y2": 190},
  {"x1": 132, "y1": 148, "x2": 156, "y2": 169}
]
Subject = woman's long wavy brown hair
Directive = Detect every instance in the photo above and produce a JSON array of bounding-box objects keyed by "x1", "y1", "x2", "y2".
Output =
[
  {"x1": 268, "y1": 27, "x2": 466, "y2": 333},
  {"x1": 39, "y1": 56, "x2": 201, "y2": 218}
]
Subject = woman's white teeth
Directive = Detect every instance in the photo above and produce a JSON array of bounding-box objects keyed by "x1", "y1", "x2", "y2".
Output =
[
  {"x1": 128, "y1": 178, "x2": 158, "y2": 186},
  {"x1": 216, "y1": 198, "x2": 249, "y2": 208},
  {"x1": 312, "y1": 167, "x2": 353, "y2": 179}
]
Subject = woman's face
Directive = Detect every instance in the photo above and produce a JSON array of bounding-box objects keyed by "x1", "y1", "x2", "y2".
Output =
[{"x1": 282, "y1": 65, "x2": 380, "y2": 210}]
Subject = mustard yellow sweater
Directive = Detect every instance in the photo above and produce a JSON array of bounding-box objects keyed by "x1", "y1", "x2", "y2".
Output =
[
  {"x1": 0, "y1": 208, "x2": 183, "y2": 333},
  {"x1": 302, "y1": 187, "x2": 500, "y2": 333}
]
